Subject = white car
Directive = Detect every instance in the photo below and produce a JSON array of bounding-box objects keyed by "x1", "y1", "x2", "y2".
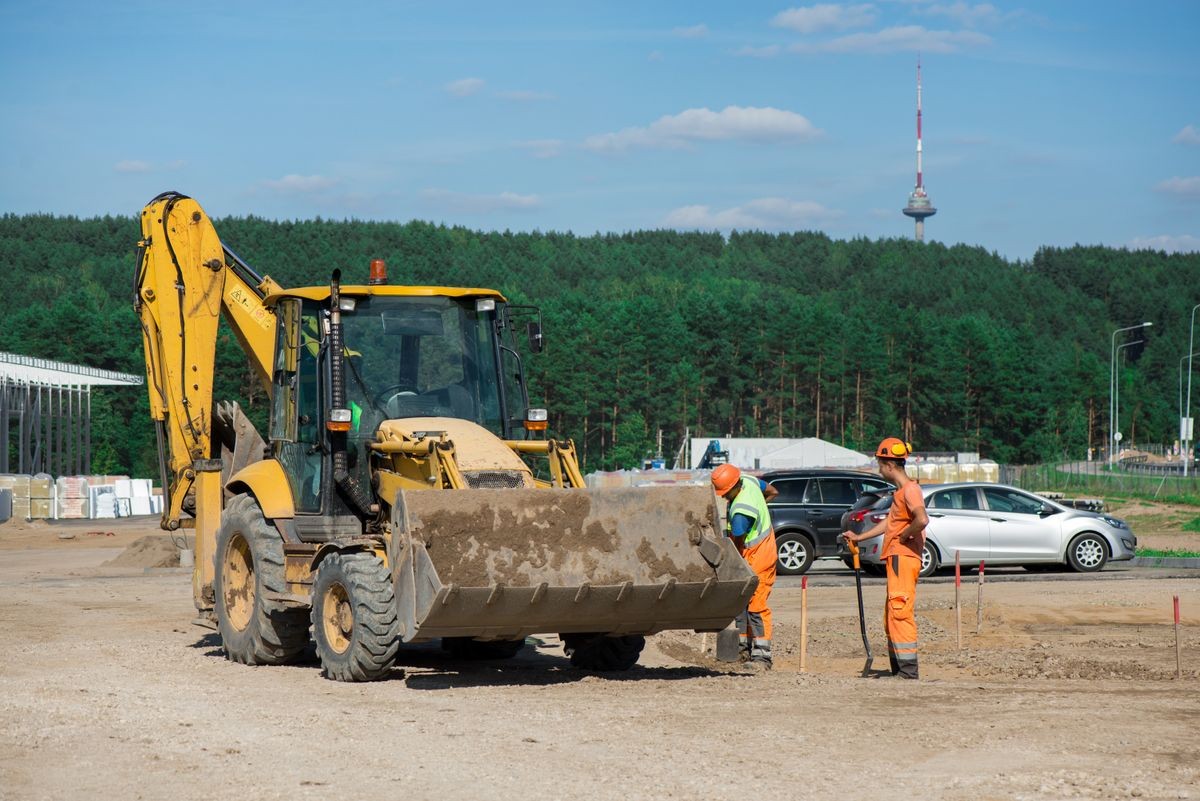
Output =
[{"x1": 854, "y1": 483, "x2": 1137, "y2": 578}]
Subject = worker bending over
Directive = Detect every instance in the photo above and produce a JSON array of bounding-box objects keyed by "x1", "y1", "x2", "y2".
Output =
[
  {"x1": 711, "y1": 464, "x2": 778, "y2": 668},
  {"x1": 842, "y1": 438, "x2": 928, "y2": 679}
]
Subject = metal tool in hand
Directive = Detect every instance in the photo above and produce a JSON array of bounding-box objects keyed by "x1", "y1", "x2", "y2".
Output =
[{"x1": 847, "y1": 539, "x2": 874, "y2": 677}]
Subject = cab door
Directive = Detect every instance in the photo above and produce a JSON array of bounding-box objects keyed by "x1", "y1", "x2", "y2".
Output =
[{"x1": 982, "y1": 487, "x2": 1059, "y2": 562}]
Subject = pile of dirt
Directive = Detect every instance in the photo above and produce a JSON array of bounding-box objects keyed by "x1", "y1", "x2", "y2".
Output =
[{"x1": 102, "y1": 535, "x2": 184, "y2": 569}]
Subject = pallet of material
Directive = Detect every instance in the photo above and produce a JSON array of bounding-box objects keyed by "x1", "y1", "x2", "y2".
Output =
[
  {"x1": 29, "y1": 474, "x2": 53, "y2": 500},
  {"x1": 0, "y1": 475, "x2": 32, "y2": 499}
]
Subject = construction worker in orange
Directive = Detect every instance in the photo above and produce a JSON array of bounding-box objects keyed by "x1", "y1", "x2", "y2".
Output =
[
  {"x1": 841, "y1": 438, "x2": 928, "y2": 679},
  {"x1": 711, "y1": 464, "x2": 778, "y2": 668}
]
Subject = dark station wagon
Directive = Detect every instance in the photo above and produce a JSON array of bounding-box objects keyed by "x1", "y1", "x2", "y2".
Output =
[{"x1": 762, "y1": 469, "x2": 893, "y2": 575}]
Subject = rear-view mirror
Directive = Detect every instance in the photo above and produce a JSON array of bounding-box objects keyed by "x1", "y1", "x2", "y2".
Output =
[{"x1": 526, "y1": 321, "x2": 544, "y2": 353}]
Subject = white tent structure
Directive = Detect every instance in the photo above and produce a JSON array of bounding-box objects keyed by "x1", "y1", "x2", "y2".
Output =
[
  {"x1": 757, "y1": 438, "x2": 873, "y2": 469},
  {"x1": 690, "y1": 437, "x2": 872, "y2": 470}
]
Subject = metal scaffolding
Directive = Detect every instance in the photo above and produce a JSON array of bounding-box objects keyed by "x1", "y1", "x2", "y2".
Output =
[{"x1": 0, "y1": 353, "x2": 142, "y2": 477}]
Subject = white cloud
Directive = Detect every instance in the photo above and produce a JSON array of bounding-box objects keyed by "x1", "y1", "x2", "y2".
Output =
[
  {"x1": 1173, "y1": 125, "x2": 1200, "y2": 146},
  {"x1": 520, "y1": 139, "x2": 564, "y2": 159},
  {"x1": 673, "y1": 24, "x2": 709, "y2": 38},
  {"x1": 790, "y1": 24, "x2": 990, "y2": 53},
  {"x1": 1128, "y1": 235, "x2": 1200, "y2": 254},
  {"x1": 919, "y1": 2, "x2": 1004, "y2": 27},
  {"x1": 584, "y1": 106, "x2": 821, "y2": 153},
  {"x1": 663, "y1": 198, "x2": 840, "y2": 231},
  {"x1": 261, "y1": 174, "x2": 339, "y2": 194},
  {"x1": 648, "y1": 50, "x2": 665, "y2": 61},
  {"x1": 1155, "y1": 176, "x2": 1200, "y2": 199},
  {"x1": 772, "y1": 4, "x2": 877, "y2": 33},
  {"x1": 422, "y1": 189, "x2": 541, "y2": 214},
  {"x1": 445, "y1": 77, "x2": 485, "y2": 97},
  {"x1": 496, "y1": 90, "x2": 556, "y2": 102},
  {"x1": 114, "y1": 160, "x2": 152, "y2": 174},
  {"x1": 734, "y1": 44, "x2": 782, "y2": 58}
]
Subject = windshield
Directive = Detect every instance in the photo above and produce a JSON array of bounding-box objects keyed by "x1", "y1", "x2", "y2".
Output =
[{"x1": 323, "y1": 295, "x2": 507, "y2": 435}]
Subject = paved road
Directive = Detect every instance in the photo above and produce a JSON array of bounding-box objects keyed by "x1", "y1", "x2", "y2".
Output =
[{"x1": 776, "y1": 558, "x2": 1200, "y2": 588}]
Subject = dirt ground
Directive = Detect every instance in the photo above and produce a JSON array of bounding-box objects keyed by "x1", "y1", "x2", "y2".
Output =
[
  {"x1": 1105, "y1": 498, "x2": 1200, "y2": 552},
  {"x1": 1, "y1": 516, "x2": 1197, "y2": 801}
]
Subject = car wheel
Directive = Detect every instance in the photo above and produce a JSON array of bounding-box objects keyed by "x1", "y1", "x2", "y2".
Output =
[
  {"x1": 1067, "y1": 533, "x2": 1108, "y2": 573},
  {"x1": 776, "y1": 533, "x2": 815, "y2": 575},
  {"x1": 918, "y1": 541, "x2": 939, "y2": 578}
]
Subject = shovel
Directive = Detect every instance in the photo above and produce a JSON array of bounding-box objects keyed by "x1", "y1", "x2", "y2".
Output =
[{"x1": 847, "y1": 539, "x2": 874, "y2": 677}]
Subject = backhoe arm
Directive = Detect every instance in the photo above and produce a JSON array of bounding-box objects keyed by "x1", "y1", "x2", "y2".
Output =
[{"x1": 134, "y1": 192, "x2": 281, "y2": 530}]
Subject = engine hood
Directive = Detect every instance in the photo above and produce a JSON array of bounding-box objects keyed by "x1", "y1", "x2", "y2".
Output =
[{"x1": 377, "y1": 417, "x2": 534, "y2": 479}]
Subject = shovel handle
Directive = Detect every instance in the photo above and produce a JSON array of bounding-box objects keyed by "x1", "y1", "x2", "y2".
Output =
[{"x1": 846, "y1": 537, "x2": 861, "y2": 570}]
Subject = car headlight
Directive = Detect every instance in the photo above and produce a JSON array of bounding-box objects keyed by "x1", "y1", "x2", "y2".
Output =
[{"x1": 1101, "y1": 516, "x2": 1126, "y2": 529}]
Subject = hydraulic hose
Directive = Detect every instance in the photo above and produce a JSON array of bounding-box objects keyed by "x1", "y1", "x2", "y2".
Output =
[{"x1": 327, "y1": 270, "x2": 377, "y2": 517}]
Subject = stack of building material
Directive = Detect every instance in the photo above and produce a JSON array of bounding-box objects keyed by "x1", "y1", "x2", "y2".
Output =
[
  {"x1": 89, "y1": 484, "x2": 118, "y2": 518},
  {"x1": 29, "y1": 474, "x2": 53, "y2": 520},
  {"x1": 130, "y1": 478, "x2": 153, "y2": 516},
  {"x1": 0, "y1": 475, "x2": 31, "y2": 520},
  {"x1": 56, "y1": 476, "x2": 90, "y2": 519}
]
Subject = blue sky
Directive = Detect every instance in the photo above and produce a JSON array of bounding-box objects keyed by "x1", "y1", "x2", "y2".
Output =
[{"x1": 1, "y1": 1, "x2": 1197, "y2": 259}]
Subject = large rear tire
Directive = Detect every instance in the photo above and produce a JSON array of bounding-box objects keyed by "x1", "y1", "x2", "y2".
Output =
[
  {"x1": 562, "y1": 633, "x2": 645, "y2": 671},
  {"x1": 214, "y1": 494, "x2": 310, "y2": 665},
  {"x1": 442, "y1": 637, "x2": 526, "y2": 660},
  {"x1": 311, "y1": 551, "x2": 401, "y2": 682}
]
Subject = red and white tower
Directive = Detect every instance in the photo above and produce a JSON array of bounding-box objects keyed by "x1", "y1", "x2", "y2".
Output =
[{"x1": 902, "y1": 57, "x2": 936, "y2": 241}]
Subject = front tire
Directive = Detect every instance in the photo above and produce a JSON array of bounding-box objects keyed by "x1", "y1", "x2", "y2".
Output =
[
  {"x1": 1067, "y1": 533, "x2": 1108, "y2": 573},
  {"x1": 776, "y1": 532, "x2": 815, "y2": 575},
  {"x1": 311, "y1": 551, "x2": 401, "y2": 682},
  {"x1": 562, "y1": 633, "x2": 645, "y2": 671},
  {"x1": 214, "y1": 494, "x2": 310, "y2": 665}
]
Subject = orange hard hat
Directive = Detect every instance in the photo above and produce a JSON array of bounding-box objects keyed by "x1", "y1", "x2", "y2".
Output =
[
  {"x1": 876, "y1": 437, "x2": 913, "y2": 460},
  {"x1": 710, "y1": 463, "x2": 742, "y2": 496}
]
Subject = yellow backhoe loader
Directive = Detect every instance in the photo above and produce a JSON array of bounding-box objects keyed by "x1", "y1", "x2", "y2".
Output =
[{"x1": 134, "y1": 191, "x2": 756, "y2": 681}]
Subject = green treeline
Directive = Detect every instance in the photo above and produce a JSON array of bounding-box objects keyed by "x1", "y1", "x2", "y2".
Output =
[{"x1": 2, "y1": 212, "x2": 1197, "y2": 476}]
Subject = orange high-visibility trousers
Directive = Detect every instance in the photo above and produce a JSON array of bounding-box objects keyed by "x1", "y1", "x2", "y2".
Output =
[
  {"x1": 736, "y1": 531, "x2": 776, "y2": 663},
  {"x1": 884, "y1": 553, "x2": 920, "y2": 679}
]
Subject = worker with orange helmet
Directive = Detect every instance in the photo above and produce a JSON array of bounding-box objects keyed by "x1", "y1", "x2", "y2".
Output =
[
  {"x1": 711, "y1": 463, "x2": 778, "y2": 668},
  {"x1": 842, "y1": 438, "x2": 929, "y2": 679}
]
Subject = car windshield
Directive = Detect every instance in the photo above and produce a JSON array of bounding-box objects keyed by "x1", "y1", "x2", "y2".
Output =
[{"x1": 328, "y1": 295, "x2": 505, "y2": 434}]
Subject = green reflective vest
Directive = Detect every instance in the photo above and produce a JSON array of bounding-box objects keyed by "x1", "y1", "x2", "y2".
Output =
[{"x1": 725, "y1": 476, "x2": 772, "y2": 548}]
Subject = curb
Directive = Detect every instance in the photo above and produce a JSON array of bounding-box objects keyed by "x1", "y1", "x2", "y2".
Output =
[{"x1": 1130, "y1": 557, "x2": 1200, "y2": 569}]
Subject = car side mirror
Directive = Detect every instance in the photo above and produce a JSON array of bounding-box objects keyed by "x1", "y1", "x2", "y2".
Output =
[
  {"x1": 526, "y1": 321, "x2": 544, "y2": 353},
  {"x1": 1039, "y1": 503, "x2": 1057, "y2": 517}
]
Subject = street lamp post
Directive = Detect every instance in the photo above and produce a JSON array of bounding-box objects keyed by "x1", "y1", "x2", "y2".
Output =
[
  {"x1": 1115, "y1": 339, "x2": 1144, "y2": 460},
  {"x1": 1178, "y1": 352, "x2": 1200, "y2": 463},
  {"x1": 1110, "y1": 322, "x2": 1153, "y2": 465},
  {"x1": 1186, "y1": 305, "x2": 1200, "y2": 477}
]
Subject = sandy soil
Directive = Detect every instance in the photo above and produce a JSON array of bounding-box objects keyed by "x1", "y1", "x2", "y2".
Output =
[
  {"x1": 1106, "y1": 499, "x2": 1200, "y2": 552},
  {"x1": 0, "y1": 517, "x2": 1197, "y2": 801}
]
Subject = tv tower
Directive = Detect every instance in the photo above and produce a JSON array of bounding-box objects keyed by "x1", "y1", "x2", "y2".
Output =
[{"x1": 902, "y1": 57, "x2": 936, "y2": 241}]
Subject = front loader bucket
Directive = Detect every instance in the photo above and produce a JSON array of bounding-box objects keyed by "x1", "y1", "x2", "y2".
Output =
[{"x1": 390, "y1": 486, "x2": 757, "y2": 643}]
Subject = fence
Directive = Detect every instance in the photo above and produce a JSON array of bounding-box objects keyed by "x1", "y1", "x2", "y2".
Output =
[{"x1": 1004, "y1": 462, "x2": 1200, "y2": 501}]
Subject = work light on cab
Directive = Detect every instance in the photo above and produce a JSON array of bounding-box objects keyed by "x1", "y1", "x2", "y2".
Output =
[
  {"x1": 327, "y1": 407, "x2": 353, "y2": 432},
  {"x1": 525, "y1": 408, "x2": 548, "y2": 431}
]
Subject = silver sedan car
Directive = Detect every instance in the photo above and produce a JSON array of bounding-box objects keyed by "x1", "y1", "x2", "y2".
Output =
[{"x1": 854, "y1": 483, "x2": 1137, "y2": 577}]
